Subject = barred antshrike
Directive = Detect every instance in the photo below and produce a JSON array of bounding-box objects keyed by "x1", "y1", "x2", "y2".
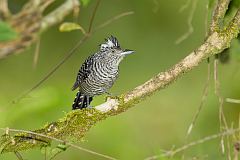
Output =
[{"x1": 72, "y1": 36, "x2": 134, "y2": 110}]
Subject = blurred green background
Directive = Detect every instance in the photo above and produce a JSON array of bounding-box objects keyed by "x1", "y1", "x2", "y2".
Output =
[{"x1": 1, "y1": 0, "x2": 240, "y2": 159}]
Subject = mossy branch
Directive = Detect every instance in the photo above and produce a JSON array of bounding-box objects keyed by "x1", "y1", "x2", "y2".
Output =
[
  {"x1": 210, "y1": 0, "x2": 231, "y2": 33},
  {"x1": 1, "y1": 0, "x2": 240, "y2": 155},
  {"x1": 0, "y1": 109, "x2": 108, "y2": 153}
]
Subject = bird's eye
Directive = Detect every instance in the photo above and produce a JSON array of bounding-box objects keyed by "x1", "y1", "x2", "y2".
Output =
[{"x1": 111, "y1": 50, "x2": 115, "y2": 53}]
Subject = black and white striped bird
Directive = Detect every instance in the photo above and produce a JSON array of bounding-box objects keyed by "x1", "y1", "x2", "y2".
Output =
[{"x1": 72, "y1": 36, "x2": 134, "y2": 110}]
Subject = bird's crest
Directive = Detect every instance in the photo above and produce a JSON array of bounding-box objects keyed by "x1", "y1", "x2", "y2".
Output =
[{"x1": 100, "y1": 35, "x2": 120, "y2": 52}]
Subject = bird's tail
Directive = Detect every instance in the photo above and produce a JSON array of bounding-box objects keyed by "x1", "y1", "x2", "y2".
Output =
[{"x1": 72, "y1": 91, "x2": 93, "y2": 110}]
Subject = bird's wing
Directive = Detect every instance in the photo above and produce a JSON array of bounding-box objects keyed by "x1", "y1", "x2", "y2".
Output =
[{"x1": 71, "y1": 55, "x2": 94, "y2": 91}]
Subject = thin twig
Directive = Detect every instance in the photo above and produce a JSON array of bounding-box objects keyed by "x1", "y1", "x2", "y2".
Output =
[
  {"x1": 94, "y1": 11, "x2": 134, "y2": 31},
  {"x1": 226, "y1": 98, "x2": 240, "y2": 104},
  {"x1": 214, "y1": 55, "x2": 219, "y2": 96},
  {"x1": 205, "y1": 2, "x2": 210, "y2": 37},
  {"x1": 214, "y1": 55, "x2": 229, "y2": 154},
  {"x1": 175, "y1": 0, "x2": 198, "y2": 44},
  {"x1": 226, "y1": 133, "x2": 232, "y2": 160},
  {"x1": 14, "y1": 151, "x2": 23, "y2": 160},
  {"x1": 186, "y1": 60, "x2": 211, "y2": 136},
  {"x1": 33, "y1": 38, "x2": 41, "y2": 69},
  {"x1": 214, "y1": 54, "x2": 232, "y2": 158},
  {"x1": 0, "y1": 128, "x2": 117, "y2": 160},
  {"x1": 214, "y1": 56, "x2": 224, "y2": 154},
  {"x1": 88, "y1": 0, "x2": 101, "y2": 33},
  {"x1": 145, "y1": 128, "x2": 240, "y2": 160}
]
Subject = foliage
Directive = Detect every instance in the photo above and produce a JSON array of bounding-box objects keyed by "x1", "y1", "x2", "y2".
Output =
[{"x1": 59, "y1": 22, "x2": 86, "y2": 34}]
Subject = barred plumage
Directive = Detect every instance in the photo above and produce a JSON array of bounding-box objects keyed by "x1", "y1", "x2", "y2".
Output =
[{"x1": 72, "y1": 36, "x2": 134, "y2": 110}]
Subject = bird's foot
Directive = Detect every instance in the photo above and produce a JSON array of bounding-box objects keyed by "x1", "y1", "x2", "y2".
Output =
[
  {"x1": 105, "y1": 92, "x2": 118, "y2": 101},
  {"x1": 86, "y1": 105, "x2": 94, "y2": 109}
]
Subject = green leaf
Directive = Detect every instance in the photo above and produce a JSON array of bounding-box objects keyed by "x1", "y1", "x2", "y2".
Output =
[
  {"x1": 59, "y1": 22, "x2": 86, "y2": 34},
  {"x1": 0, "y1": 21, "x2": 18, "y2": 42},
  {"x1": 81, "y1": 0, "x2": 91, "y2": 6}
]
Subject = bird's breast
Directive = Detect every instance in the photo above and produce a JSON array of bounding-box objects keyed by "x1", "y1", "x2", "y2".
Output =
[{"x1": 80, "y1": 63, "x2": 119, "y2": 96}]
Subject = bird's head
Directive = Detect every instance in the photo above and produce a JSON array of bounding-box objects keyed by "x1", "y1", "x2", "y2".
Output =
[{"x1": 99, "y1": 36, "x2": 134, "y2": 63}]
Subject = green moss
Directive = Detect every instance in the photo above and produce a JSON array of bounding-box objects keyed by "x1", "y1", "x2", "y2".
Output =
[
  {"x1": 109, "y1": 93, "x2": 151, "y2": 116},
  {"x1": 0, "y1": 109, "x2": 109, "y2": 153}
]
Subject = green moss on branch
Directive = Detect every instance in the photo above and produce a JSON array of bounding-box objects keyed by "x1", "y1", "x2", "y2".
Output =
[{"x1": 0, "y1": 109, "x2": 109, "y2": 153}]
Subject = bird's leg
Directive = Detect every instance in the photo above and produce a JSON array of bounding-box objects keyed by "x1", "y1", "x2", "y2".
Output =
[
  {"x1": 79, "y1": 95, "x2": 84, "y2": 109},
  {"x1": 86, "y1": 95, "x2": 89, "y2": 107},
  {"x1": 86, "y1": 95, "x2": 93, "y2": 109}
]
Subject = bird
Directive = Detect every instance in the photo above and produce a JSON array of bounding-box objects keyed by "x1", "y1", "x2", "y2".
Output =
[{"x1": 71, "y1": 35, "x2": 134, "y2": 110}]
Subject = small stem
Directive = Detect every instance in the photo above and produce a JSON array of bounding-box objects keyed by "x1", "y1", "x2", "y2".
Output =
[{"x1": 14, "y1": 151, "x2": 23, "y2": 160}]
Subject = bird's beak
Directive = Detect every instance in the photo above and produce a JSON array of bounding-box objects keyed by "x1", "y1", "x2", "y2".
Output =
[{"x1": 121, "y1": 49, "x2": 135, "y2": 55}]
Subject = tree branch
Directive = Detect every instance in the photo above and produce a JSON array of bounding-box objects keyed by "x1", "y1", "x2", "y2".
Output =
[
  {"x1": 0, "y1": 0, "x2": 79, "y2": 59},
  {"x1": 1, "y1": 0, "x2": 240, "y2": 155},
  {"x1": 210, "y1": 0, "x2": 231, "y2": 33},
  {"x1": 145, "y1": 128, "x2": 240, "y2": 160},
  {"x1": 41, "y1": 0, "x2": 79, "y2": 32},
  {"x1": 0, "y1": 0, "x2": 11, "y2": 20}
]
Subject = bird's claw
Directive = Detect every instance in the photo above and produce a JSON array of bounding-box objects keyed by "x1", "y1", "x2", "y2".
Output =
[{"x1": 86, "y1": 105, "x2": 94, "y2": 109}]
